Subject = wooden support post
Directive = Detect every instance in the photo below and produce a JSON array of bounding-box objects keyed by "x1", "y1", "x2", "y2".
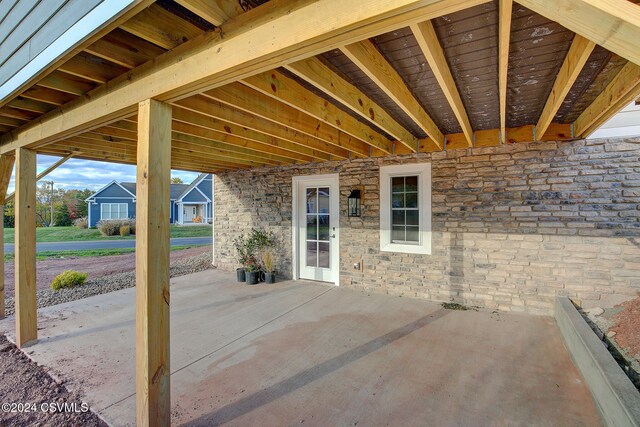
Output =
[
  {"x1": 15, "y1": 148, "x2": 36, "y2": 347},
  {"x1": 136, "y1": 99, "x2": 172, "y2": 427},
  {"x1": 0, "y1": 154, "x2": 14, "y2": 318}
]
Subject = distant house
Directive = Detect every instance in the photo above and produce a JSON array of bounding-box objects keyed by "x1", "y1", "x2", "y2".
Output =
[{"x1": 86, "y1": 174, "x2": 212, "y2": 227}]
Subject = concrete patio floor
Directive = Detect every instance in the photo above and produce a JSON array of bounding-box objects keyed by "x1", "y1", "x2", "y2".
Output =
[{"x1": 0, "y1": 270, "x2": 601, "y2": 426}]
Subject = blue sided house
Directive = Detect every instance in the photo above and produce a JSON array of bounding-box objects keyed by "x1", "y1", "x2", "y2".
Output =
[{"x1": 86, "y1": 174, "x2": 213, "y2": 227}]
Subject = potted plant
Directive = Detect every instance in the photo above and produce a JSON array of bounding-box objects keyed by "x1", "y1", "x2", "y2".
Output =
[
  {"x1": 233, "y1": 234, "x2": 252, "y2": 283},
  {"x1": 245, "y1": 256, "x2": 261, "y2": 285},
  {"x1": 261, "y1": 249, "x2": 276, "y2": 284}
]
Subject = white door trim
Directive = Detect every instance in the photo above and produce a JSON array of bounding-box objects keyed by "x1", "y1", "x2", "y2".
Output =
[{"x1": 292, "y1": 173, "x2": 340, "y2": 286}]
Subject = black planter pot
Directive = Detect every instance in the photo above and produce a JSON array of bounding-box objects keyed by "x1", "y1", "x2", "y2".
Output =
[
  {"x1": 264, "y1": 272, "x2": 276, "y2": 284},
  {"x1": 236, "y1": 268, "x2": 246, "y2": 282},
  {"x1": 246, "y1": 270, "x2": 259, "y2": 285}
]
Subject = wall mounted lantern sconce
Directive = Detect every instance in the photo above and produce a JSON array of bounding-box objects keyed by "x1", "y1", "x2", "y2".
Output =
[{"x1": 348, "y1": 189, "x2": 361, "y2": 217}]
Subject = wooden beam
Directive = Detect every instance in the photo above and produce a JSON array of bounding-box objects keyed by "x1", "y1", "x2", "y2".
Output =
[
  {"x1": 174, "y1": 0, "x2": 245, "y2": 26},
  {"x1": 498, "y1": 0, "x2": 512, "y2": 143},
  {"x1": 537, "y1": 35, "x2": 595, "y2": 140},
  {"x1": 0, "y1": 0, "x2": 155, "y2": 109},
  {"x1": 241, "y1": 70, "x2": 393, "y2": 153},
  {"x1": 120, "y1": 4, "x2": 202, "y2": 50},
  {"x1": 0, "y1": 0, "x2": 489, "y2": 154},
  {"x1": 174, "y1": 95, "x2": 350, "y2": 159},
  {"x1": 5, "y1": 154, "x2": 74, "y2": 203},
  {"x1": 341, "y1": 40, "x2": 444, "y2": 148},
  {"x1": 136, "y1": 99, "x2": 171, "y2": 427},
  {"x1": 15, "y1": 148, "x2": 36, "y2": 348},
  {"x1": 410, "y1": 20, "x2": 473, "y2": 147},
  {"x1": 574, "y1": 61, "x2": 640, "y2": 137},
  {"x1": 516, "y1": 0, "x2": 640, "y2": 66},
  {"x1": 204, "y1": 83, "x2": 376, "y2": 157},
  {"x1": 285, "y1": 57, "x2": 418, "y2": 151},
  {"x1": 0, "y1": 154, "x2": 14, "y2": 318}
]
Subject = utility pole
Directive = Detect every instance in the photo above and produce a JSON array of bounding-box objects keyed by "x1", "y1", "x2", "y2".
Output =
[{"x1": 41, "y1": 180, "x2": 54, "y2": 226}]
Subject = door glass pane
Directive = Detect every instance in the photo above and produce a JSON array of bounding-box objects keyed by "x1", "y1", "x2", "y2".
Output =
[
  {"x1": 306, "y1": 241, "x2": 317, "y2": 267},
  {"x1": 306, "y1": 188, "x2": 317, "y2": 213},
  {"x1": 318, "y1": 187, "x2": 330, "y2": 213},
  {"x1": 318, "y1": 215, "x2": 330, "y2": 240},
  {"x1": 306, "y1": 215, "x2": 317, "y2": 240},
  {"x1": 318, "y1": 242, "x2": 330, "y2": 268}
]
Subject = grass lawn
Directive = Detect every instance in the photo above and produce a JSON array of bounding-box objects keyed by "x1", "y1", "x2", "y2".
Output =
[
  {"x1": 4, "y1": 244, "x2": 208, "y2": 261},
  {"x1": 3, "y1": 225, "x2": 212, "y2": 243}
]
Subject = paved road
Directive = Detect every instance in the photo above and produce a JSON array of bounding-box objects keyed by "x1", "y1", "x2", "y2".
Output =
[{"x1": 3, "y1": 237, "x2": 212, "y2": 253}]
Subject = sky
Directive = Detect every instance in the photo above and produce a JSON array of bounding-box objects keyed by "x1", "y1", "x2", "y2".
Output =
[{"x1": 6, "y1": 155, "x2": 200, "y2": 194}]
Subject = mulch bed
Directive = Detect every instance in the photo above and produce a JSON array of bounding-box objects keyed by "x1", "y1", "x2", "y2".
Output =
[{"x1": 0, "y1": 335, "x2": 107, "y2": 426}]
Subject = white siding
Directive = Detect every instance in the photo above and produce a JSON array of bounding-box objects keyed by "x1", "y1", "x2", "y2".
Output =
[{"x1": 589, "y1": 101, "x2": 640, "y2": 139}]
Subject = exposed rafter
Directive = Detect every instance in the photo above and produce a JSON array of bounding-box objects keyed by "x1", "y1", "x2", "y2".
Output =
[
  {"x1": 574, "y1": 61, "x2": 640, "y2": 137},
  {"x1": 341, "y1": 40, "x2": 444, "y2": 148},
  {"x1": 498, "y1": 0, "x2": 512, "y2": 143},
  {"x1": 174, "y1": 0, "x2": 245, "y2": 26},
  {"x1": 241, "y1": 70, "x2": 393, "y2": 154},
  {"x1": 284, "y1": 57, "x2": 418, "y2": 151},
  {"x1": 410, "y1": 20, "x2": 473, "y2": 147},
  {"x1": 537, "y1": 35, "x2": 595, "y2": 140}
]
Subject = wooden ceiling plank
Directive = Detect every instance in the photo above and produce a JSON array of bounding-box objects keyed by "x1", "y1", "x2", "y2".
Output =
[
  {"x1": 410, "y1": 20, "x2": 473, "y2": 147},
  {"x1": 536, "y1": 35, "x2": 596, "y2": 140},
  {"x1": 516, "y1": 0, "x2": 640, "y2": 66},
  {"x1": 7, "y1": 98, "x2": 55, "y2": 114},
  {"x1": 341, "y1": 40, "x2": 444, "y2": 148},
  {"x1": 58, "y1": 52, "x2": 130, "y2": 84},
  {"x1": 20, "y1": 86, "x2": 77, "y2": 106},
  {"x1": 205, "y1": 83, "x2": 372, "y2": 157},
  {"x1": 174, "y1": 95, "x2": 350, "y2": 160},
  {"x1": 285, "y1": 56, "x2": 418, "y2": 151},
  {"x1": 498, "y1": 0, "x2": 512, "y2": 143},
  {"x1": 37, "y1": 71, "x2": 97, "y2": 96},
  {"x1": 84, "y1": 28, "x2": 166, "y2": 69},
  {"x1": 241, "y1": 70, "x2": 393, "y2": 154},
  {"x1": 574, "y1": 61, "x2": 640, "y2": 137},
  {"x1": 119, "y1": 3, "x2": 203, "y2": 50}
]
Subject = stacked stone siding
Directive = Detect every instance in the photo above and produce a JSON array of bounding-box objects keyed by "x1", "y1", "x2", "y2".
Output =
[{"x1": 214, "y1": 137, "x2": 640, "y2": 315}]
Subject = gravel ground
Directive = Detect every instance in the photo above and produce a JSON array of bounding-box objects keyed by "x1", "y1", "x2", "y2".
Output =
[
  {"x1": 0, "y1": 335, "x2": 107, "y2": 426},
  {"x1": 582, "y1": 296, "x2": 640, "y2": 391},
  {"x1": 4, "y1": 249, "x2": 213, "y2": 316}
]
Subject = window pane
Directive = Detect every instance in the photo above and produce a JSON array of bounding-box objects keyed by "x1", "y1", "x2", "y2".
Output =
[
  {"x1": 318, "y1": 242, "x2": 330, "y2": 268},
  {"x1": 406, "y1": 226, "x2": 420, "y2": 242},
  {"x1": 306, "y1": 241, "x2": 317, "y2": 267},
  {"x1": 405, "y1": 193, "x2": 418, "y2": 208},
  {"x1": 306, "y1": 215, "x2": 317, "y2": 240},
  {"x1": 392, "y1": 226, "x2": 405, "y2": 242},
  {"x1": 318, "y1": 215, "x2": 330, "y2": 241},
  {"x1": 405, "y1": 176, "x2": 418, "y2": 192},
  {"x1": 406, "y1": 210, "x2": 419, "y2": 226},
  {"x1": 392, "y1": 209, "x2": 405, "y2": 226},
  {"x1": 318, "y1": 187, "x2": 329, "y2": 213},
  {"x1": 392, "y1": 193, "x2": 404, "y2": 208},
  {"x1": 306, "y1": 188, "x2": 317, "y2": 213},
  {"x1": 391, "y1": 177, "x2": 404, "y2": 193}
]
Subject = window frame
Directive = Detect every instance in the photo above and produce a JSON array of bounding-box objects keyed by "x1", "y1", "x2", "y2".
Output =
[
  {"x1": 100, "y1": 202, "x2": 128, "y2": 220},
  {"x1": 380, "y1": 163, "x2": 432, "y2": 254}
]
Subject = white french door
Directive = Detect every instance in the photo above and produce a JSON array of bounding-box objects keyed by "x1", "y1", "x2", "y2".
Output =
[{"x1": 293, "y1": 174, "x2": 339, "y2": 284}]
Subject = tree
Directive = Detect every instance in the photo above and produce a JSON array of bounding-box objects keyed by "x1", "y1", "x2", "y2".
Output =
[
  {"x1": 171, "y1": 177, "x2": 184, "y2": 184},
  {"x1": 4, "y1": 201, "x2": 14, "y2": 228},
  {"x1": 53, "y1": 202, "x2": 72, "y2": 226}
]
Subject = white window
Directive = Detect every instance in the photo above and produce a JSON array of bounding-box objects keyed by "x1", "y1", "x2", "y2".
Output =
[
  {"x1": 380, "y1": 163, "x2": 431, "y2": 254},
  {"x1": 101, "y1": 203, "x2": 128, "y2": 220}
]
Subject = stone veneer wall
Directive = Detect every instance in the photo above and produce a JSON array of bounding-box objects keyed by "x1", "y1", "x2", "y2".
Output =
[{"x1": 214, "y1": 137, "x2": 640, "y2": 315}]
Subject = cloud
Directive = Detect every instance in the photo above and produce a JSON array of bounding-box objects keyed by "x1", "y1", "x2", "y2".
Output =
[{"x1": 6, "y1": 155, "x2": 200, "y2": 193}]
